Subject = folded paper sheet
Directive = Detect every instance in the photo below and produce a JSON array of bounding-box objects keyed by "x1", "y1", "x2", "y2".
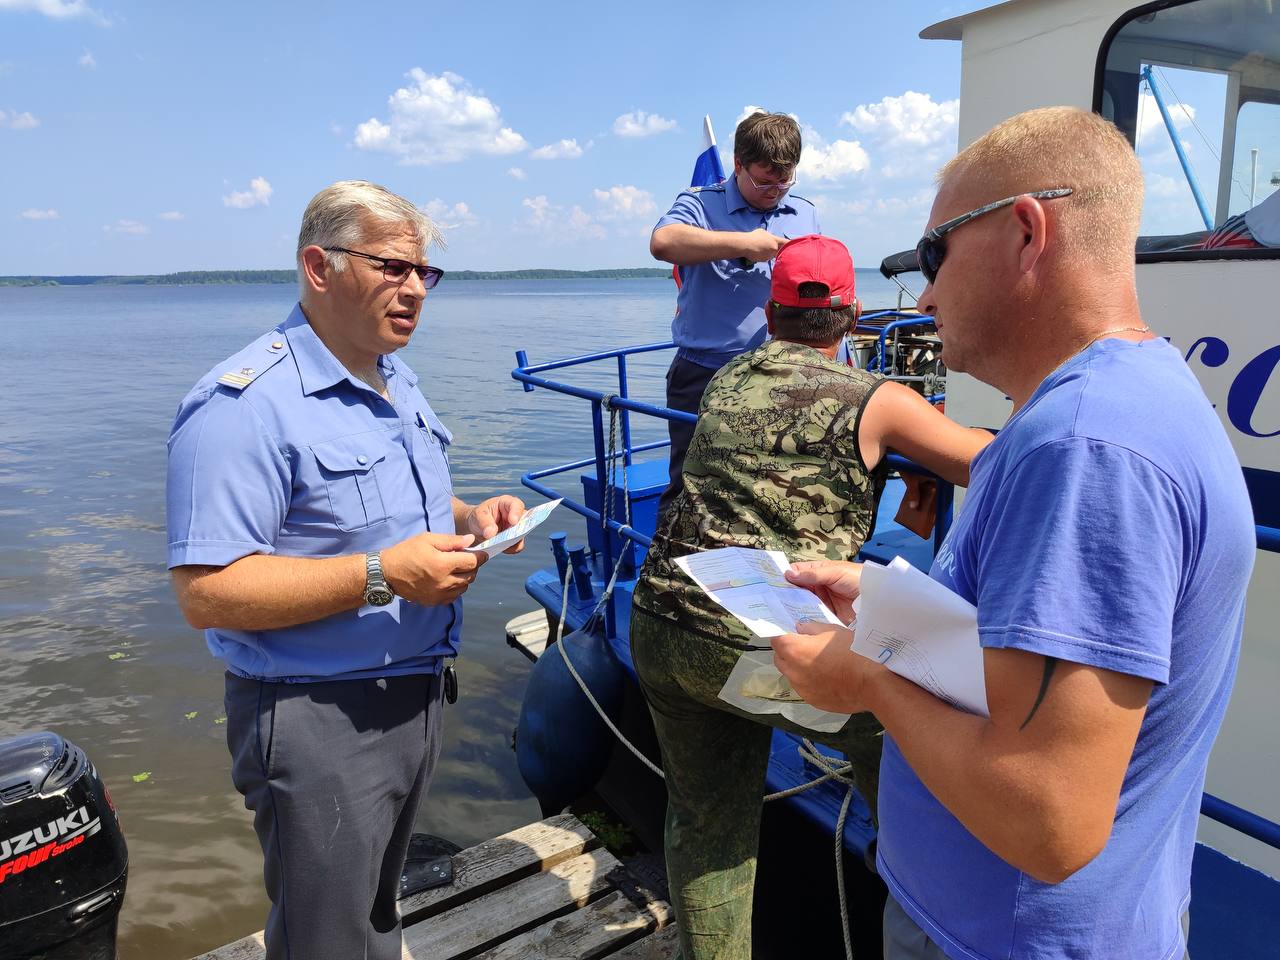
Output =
[
  {"x1": 465, "y1": 498, "x2": 562, "y2": 557},
  {"x1": 853, "y1": 556, "x2": 989, "y2": 717},
  {"x1": 674, "y1": 547, "x2": 852, "y2": 733}
]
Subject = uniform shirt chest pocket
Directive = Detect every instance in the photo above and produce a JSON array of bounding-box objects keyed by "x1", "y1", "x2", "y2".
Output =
[
  {"x1": 310, "y1": 438, "x2": 390, "y2": 532},
  {"x1": 414, "y1": 411, "x2": 454, "y2": 489}
]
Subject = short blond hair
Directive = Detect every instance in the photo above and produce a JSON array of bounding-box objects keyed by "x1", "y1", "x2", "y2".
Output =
[
  {"x1": 296, "y1": 180, "x2": 444, "y2": 295},
  {"x1": 939, "y1": 107, "x2": 1142, "y2": 266}
]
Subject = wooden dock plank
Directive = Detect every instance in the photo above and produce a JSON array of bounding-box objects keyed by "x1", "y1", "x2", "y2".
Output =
[
  {"x1": 400, "y1": 813, "x2": 596, "y2": 923},
  {"x1": 193, "y1": 814, "x2": 597, "y2": 960},
  {"x1": 605, "y1": 924, "x2": 681, "y2": 959},
  {"x1": 469, "y1": 889, "x2": 672, "y2": 960},
  {"x1": 505, "y1": 609, "x2": 550, "y2": 661},
  {"x1": 403, "y1": 847, "x2": 621, "y2": 959}
]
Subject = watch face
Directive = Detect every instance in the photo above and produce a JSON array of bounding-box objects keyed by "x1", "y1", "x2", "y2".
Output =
[{"x1": 365, "y1": 586, "x2": 394, "y2": 607}]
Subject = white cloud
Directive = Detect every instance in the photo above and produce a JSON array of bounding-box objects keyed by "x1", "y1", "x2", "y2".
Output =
[
  {"x1": 613, "y1": 110, "x2": 677, "y2": 138},
  {"x1": 104, "y1": 219, "x2": 148, "y2": 235},
  {"x1": 353, "y1": 69, "x2": 526, "y2": 165},
  {"x1": 522, "y1": 195, "x2": 551, "y2": 225},
  {"x1": 1137, "y1": 92, "x2": 1196, "y2": 142},
  {"x1": 530, "y1": 138, "x2": 583, "y2": 160},
  {"x1": 328, "y1": 121, "x2": 343, "y2": 137},
  {"x1": 841, "y1": 91, "x2": 959, "y2": 150},
  {"x1": 223, "y1": 176, "x2": 273, "y2": 209},
  {"x1": 1, "y1": 110, "x2": 40, "y2": 130},
  {"x1": 592, "y1": 185, "x2": 655, "y2": 220},
  {"x1": 423, "y1": 198, "x2": 477, "y2": 230},
  {"x1": 19, "y1": 208, "x2": 58, "y2": 220},
  {"x1": 158, "y1": 210, "x2": 184, "y2": 220},
  {"x1": 799, "y1": 135, "x2": 870, "y2": 182},
  {"x1": 0, "y1": 0, "x2": 108, "y2": 24},
  {"x1": 568, "y1": 206, "x2": 601, "y2": 238},
  {"x1": 520, "y1": 194, "x2": 605, "y2": 240},
  {"x1": 78, "y1": 49, "x2": 95, "y2": 69},
  {"x1": 506, "y1": 166, "x2": 526, "y2": 180}
]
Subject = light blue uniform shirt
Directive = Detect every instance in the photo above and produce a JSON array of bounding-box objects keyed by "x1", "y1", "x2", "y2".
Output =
[
  {"x1": 654, "y1": 176, "x2": 819, "y2": 370},
  {"x1": 877, "y1": 338, "x2": 1255, "y2": 960},
  {"x1": 166, "y1": 304, "x2": 461, "y2": 682}
]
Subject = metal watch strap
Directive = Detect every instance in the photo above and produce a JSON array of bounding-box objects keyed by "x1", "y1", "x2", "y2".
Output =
[{"x1": 364, "y1": 551, "x2": 394, "y2": 604}]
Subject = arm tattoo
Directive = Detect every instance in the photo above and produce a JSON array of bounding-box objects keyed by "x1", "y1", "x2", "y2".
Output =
[{"x1": 1019, "y1": 657, "x2": 1059, "y2": 731}]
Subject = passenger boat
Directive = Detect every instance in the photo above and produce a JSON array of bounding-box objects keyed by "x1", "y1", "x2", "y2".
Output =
[{"x1": 505, "y1": 1, "x2": 1280, "y2": 957}]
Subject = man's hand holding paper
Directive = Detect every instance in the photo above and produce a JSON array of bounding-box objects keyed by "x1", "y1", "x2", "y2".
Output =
[{"x1": 774, "y1": 555, "x2": 989, "y2": 718}]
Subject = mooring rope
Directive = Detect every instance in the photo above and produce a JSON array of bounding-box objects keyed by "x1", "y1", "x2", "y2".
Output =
[{"x1": 544, "y1": 394, "x2": 859, "y2": 960}]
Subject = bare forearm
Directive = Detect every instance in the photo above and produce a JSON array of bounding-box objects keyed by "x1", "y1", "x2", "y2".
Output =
[
  {"x1": 173, "y1": 553, "x2": 365, "y2": 631},
  {"x1": 863, "y1": 667, "x2": 1095, "y2": 882},
  {"x1": 902, "y1": 427, "x2": 993, "y2": 487},
  {"x1": 651, "y1": 224, "x2": 753, "y2": 265}
]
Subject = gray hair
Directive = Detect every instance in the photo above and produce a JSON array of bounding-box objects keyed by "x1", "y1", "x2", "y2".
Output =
[{"x1": 296, "y1": 180, "x2": 445, "y2": 296}]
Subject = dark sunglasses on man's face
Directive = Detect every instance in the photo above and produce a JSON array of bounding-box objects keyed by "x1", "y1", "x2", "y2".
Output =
[
  {"x1": 915, "y1": 188, "x2": 1073, "y2": 285},
  {"x1": 325, "y1": 247, "x2": 445, "y2": 289}
]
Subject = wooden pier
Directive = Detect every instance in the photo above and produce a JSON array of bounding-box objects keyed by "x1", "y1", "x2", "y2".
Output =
[{"x1": 192, "y1": 813, "x2": 677, "y2": 960}]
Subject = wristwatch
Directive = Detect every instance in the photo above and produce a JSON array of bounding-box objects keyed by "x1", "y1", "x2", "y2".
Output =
[{"x1": 363, "y1": 552, "x2": 395, "y2": 607}]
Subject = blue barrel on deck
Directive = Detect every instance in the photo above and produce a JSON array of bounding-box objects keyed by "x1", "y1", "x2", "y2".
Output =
[{"x1": 515, "y1": 621, "x2": 626, "y2": 815}]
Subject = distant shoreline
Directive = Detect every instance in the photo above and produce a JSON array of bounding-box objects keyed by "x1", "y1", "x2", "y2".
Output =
[
  {"x1": 0, "y1": 265, "x2": 893, "y2": 288},
  {"x1": 0, "y1": 268, "x2": 674, "y2": 287}
]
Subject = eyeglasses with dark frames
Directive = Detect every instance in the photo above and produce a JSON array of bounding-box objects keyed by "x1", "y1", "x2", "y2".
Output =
[
  {"x1": 325, "y1": 247, "x2": 445, "y2": 289},
  {"x1": 915, "y1": 188, "x2": 1073, "y2": 285}
]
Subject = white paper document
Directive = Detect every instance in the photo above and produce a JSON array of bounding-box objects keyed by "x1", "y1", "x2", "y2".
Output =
[
  {"x1": 466, "y1": 498, "x2": 562, "y2": 557},
  {"x1": 718, "y1": 648, "x2": 853, "y2": 733},
  {"x1": 852, "y1": 556, "x2": 989, "y2": 717},
  {"x1": 676, "y1": 547, "x2": 852, "y2": 734},
  {"x1": 674, "y1": 547, "x2": 844, "y2": 638}
]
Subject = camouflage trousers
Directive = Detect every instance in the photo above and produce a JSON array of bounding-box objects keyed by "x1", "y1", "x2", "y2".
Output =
[{"x1": 630, "y1": 607, "x2": 883, "y2": 960}]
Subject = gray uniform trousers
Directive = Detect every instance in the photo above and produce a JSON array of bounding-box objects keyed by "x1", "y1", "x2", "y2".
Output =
[{"x1": 225, "y1": 670, "x2": 445, "y2": 960}]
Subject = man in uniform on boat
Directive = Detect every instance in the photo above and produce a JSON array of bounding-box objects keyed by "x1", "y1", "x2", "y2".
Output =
[
  {"x1": 649, "y1": 109, "x2": 820, "y2": 518},
  {"x1": 774, "y1": 107, "x2": 1255, "y2": 960},
  {"x1": 165, "y1": 180, "x2": 525, "y2": 960}
]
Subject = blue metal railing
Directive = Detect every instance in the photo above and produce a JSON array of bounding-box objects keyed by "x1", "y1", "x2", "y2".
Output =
[{"x1": 513, "y1": 341, "x2": 1280, "y2": 853}]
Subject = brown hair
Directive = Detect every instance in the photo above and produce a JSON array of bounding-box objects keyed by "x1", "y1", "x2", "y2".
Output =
[
  {"x1": 770, "y1": 282, "x2": 854, "y2": 346},
  {"x1": 734, "y1": 112, "x2": 802, "y2": 171}
]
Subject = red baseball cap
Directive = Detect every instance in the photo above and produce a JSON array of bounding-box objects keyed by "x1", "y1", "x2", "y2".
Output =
[{"x1": 770, "y1": 234, "x2": 856, "y2": 309}]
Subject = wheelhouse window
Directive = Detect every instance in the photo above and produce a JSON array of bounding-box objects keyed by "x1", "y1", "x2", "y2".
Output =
[{"x1": 1097, "y1": 0, "x2": 1280, "y2": 257}]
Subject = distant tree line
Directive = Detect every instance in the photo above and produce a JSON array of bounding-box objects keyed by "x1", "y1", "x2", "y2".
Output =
[{"x1": 0, "y1": 267, "x2": 672, "y2": 287}]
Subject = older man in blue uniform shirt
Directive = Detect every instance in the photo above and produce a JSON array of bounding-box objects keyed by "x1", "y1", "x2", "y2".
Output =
[
  {"x1": 166, "y1": 180, "x2": 525, "y2": 960},
  {"x1": 650, "y1": 110, "x2": 820, "y2": 514}
]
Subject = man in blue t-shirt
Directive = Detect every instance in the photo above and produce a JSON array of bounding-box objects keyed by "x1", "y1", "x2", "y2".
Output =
[
  {"x1": 773, "y1": 107, "x2": 1255, "y2": 959},
  {"x1": 650, "y1": 110, "x2": 820, "y2": 516}
]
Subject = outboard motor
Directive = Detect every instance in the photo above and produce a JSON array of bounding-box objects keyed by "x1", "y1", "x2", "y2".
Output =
[{"x1": 0, "y1": 732, "x2": 128, "y2": 960}]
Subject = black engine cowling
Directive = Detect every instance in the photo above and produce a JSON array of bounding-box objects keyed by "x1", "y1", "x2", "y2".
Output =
[{"x1": 0, "y1": 732, "x2": 128, "y2": 960}]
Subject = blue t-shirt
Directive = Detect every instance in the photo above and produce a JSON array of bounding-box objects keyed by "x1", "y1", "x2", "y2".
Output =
[
  {"x1": 877, "y1": 337, "x2": 1255, "y2": 960},
  {"x1": 654, "y1": 175, "x2": 819, "y2": 369},
  {"x1": 166, "y1": 305, "x2": 461, "y2": 682}
]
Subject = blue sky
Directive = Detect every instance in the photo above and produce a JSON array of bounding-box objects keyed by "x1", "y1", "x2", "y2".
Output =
[{"x1": 0, "y1": 0, "x2": 981, "y2": 274}]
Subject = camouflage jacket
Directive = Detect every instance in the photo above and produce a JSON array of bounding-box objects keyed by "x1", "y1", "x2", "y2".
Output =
[{"x1": 634, "y1": 340, "x2": 888, "y2": 646}]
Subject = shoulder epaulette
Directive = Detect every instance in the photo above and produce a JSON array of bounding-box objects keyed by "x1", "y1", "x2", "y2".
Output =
[{"x1": 215, "y1": 337, "x2": 290, "y2": 391}]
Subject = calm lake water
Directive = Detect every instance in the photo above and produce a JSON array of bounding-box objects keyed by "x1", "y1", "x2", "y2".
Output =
[{"x1": 0, "y1": 273, "x2": 906, "y2": 959}]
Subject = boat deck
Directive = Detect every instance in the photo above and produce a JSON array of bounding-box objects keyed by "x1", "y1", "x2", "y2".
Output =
[{"x1": 191, "y1": 813, "x2": 677, "y2": 960}]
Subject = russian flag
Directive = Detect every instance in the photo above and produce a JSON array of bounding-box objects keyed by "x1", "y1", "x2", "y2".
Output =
[
  {"x1": 690, "y1": 115, "x2": 726, "y2": 188},
  {"x1": 674, "y1": 116, "x2": 727, "y2": 291}
]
